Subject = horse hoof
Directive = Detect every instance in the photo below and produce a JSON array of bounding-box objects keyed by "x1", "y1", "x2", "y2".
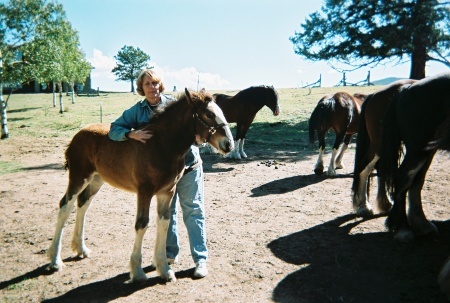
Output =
[
  {"x1": 314, "y1": 168, "x2": 324, "y2": 175},
  {"x1": 415, "y1": 221, "x2": 438, "y2": 238},
  {"x1": 394, "y1": 229, "x2": 416, "y2": 243},
  {"x1": 46, "y1": 263, "x2": 63, "y2": 272},
  {"x1": 125, "y1": 274, "x2": 148, "y2": 284},
  {"x1": 355, "y1": 207, "x2": 373, "y2": 218},
  {"x1": 326, "y1": 169, "x2": 337, "y2": 177}
]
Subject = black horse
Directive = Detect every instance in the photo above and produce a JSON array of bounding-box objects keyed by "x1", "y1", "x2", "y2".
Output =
[
  {"x1": 378, "y1": 72, "x2": 450, "y2": 299},
  {"x1": 379, "y1": 72, "x2": 450, "y2": 242},
  {"x1": 213, "y1": 85, "x2": 281, "y2": 159}
]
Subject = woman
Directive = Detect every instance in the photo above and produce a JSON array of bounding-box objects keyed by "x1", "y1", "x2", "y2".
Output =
[{"x1": 108, "y1": 69, "x2": 208, "y2": 278}]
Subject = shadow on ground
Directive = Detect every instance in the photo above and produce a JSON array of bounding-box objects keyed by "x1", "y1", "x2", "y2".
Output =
[{"x1": 268, "y1": 214, "x2": 450, "y2": 303}]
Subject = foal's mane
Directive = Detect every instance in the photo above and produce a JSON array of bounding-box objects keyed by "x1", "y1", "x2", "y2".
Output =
[{"x1": 146, "y1": 91, "x2": 213, "y2": 124}]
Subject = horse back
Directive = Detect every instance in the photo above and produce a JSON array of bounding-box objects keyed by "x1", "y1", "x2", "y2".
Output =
[
  {"x1": 397, "y1": 74, "x2": 450, "y2": 151},
  {"x1": 66, "y1": 124, "x2": 183, "y2": 194},
  {"x1": 214, "y1": 93, "x2": 242, "y2": 123}
]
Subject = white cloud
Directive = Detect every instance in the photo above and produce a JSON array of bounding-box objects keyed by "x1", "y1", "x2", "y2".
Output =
[
  {"x1": 86, "y1": 50, "x2": 230, "y2": 91},
  {"x1": 88, "y1": 49, "x2": 116, "y2": 80},
  {"x1": 157, "y1": 66, "x2": 230, "y2": 91}
]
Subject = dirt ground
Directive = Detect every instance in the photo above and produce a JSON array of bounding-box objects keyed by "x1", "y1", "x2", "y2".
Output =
[{"x1": 1, "y1": 136, "x2": 450, "y2": 303}]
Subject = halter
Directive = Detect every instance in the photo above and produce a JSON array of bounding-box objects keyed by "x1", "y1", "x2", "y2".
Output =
[{"x1": 194, "y1": 112, "x2": 228, "y2": 143}]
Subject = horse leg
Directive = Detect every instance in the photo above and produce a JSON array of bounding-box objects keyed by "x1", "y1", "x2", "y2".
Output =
[
  {"x1": 127, "y1": 186, "x2": 153, "y2": 283},
  {"x1": 335, "y1": 134, "x2": 352, "y2": 170},
  {"x1": 407, "y1": 152, "x2": 438, "y2": 237},
  {"x1": 227, "y1": 138, "x2": 242, "y2": 159},
  {"x1": 386, "y1": 153, "x2": 420, "y2": 242},
  {"x1": 439, "y1": 257, "x2": 450, "y2": 299},
  {"x1": 71, "y1": 174, "x2": 104, "y2": 258},
  {"x1": 353, "y1": 156, "x2": 377, "y2": 217},
  {"x1": 327, "y1": 132, "x2": 345, "y2": 177},
  {"x1": 47, "y1": 176, "x2": 90, "y2": 271},
  {"x1": 238, "y1": 125, "x2": 250, "y2": 158},
  {"x1": 239, "y1": 138, "x2": 247, "y2": 158},
  {"x1": 313, "y1": 132, "x2": 325, "y2": 175},
  {"x1": 375, "y1": 167, "x2": 392, "y2": 214},
  {"x1": 154, "y1": 192, "x2": 176, "y2": 282}
]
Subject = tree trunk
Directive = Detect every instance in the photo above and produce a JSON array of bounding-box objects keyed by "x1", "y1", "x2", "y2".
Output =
[
  {"x1": 0, "y1": 54, "x2": 8, "y2": 139},
  {"x1": 53, "y1": 81, "x2": 57, "y2": 107},
  {"x1": 0, "y1": 85, "x2": 9, "y2": 139},
  {"x1": 59, "y1": 82, "x2": 64, "y2": 114},
  {"x1": 409, "y1": 33, "x2": 427, "y2": 80},
  {"x1": 71, "y1": 83, "x2": 75, "y2": 104},
  {"x1": 409, "y1": 0, "x2": 427, "y2": 80},
  {"x1": 131, "y1": 80, "x2": 135, "y2": 93}
]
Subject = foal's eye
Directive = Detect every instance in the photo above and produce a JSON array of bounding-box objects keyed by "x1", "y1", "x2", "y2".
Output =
[{"x1": 205, "y1": 112, "x2": 215, "y2": 119}]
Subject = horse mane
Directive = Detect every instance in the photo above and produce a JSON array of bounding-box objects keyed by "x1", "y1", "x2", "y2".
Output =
[{"x1": 142, "y1": 91, "x2": 213, "y2": 129}]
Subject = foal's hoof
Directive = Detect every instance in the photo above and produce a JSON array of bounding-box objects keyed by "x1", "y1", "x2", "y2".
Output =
[{"x1": 161, "y1": 270, "x2": 177, "y2": 282}]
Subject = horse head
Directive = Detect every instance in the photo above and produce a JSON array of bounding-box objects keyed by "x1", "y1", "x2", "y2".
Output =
[
  {"x1": 185, "y1": 88, "x2": 234, "y2": 154},
  {"x1": 265, "y1": 85, "x2": 281, "y2": 116}
]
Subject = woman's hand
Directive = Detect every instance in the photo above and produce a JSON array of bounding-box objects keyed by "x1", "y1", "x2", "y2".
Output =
[{"x1": 127, "y1": 130, "x2": 153, "y2": 143}]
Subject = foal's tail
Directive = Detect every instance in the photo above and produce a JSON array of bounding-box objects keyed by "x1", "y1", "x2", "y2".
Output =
[
  {"x1": 352, "y1": 94, "x2": 372, "y2": 197},
  {"x1": 379, "y1": 93, "x2": 403, "y2": 198}
]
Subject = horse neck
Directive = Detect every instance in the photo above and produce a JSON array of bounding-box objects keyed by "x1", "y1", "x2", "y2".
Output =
[{"x1": 148, "y1": 101, "x2": 196, "y2": 155}]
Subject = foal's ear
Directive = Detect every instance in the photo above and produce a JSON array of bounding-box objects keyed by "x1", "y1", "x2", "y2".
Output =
[{"x1": 185, "y1": 87, "x2": 194, "y2": 107}]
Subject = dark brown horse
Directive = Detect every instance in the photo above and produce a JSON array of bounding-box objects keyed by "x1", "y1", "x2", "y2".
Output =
[
  {"x1": 375, "y1": 73, "x2": 450, "y2": 297},
  {"x1": 213, "y1": 85, "x2": 281, "y2": 159},
  {"x1": 46, "y1": 89, "x2": 234, "y2": 283},
  {"x1": 309, "y1": 92, "x2": 366, "y2": 176},
  {"x1": 351, "y1": 79, "x2": 417, "y2": 217}
]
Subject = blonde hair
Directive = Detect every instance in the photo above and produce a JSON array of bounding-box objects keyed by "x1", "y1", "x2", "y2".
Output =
[{"x1": 136, "y1": 69, "x2": 166, "y2": 96}]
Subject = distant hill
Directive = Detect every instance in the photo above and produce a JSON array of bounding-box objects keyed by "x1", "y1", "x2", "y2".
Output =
[{"x1": 371, "y1": 77, "x2": 405, "y2": 86}]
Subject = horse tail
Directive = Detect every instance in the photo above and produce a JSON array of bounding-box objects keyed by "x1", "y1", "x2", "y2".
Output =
[
  {"x1": 352, "y1": 94, "x2": 372, "y2": 197},
  {"x1": 379, "y1": 92, "x2": 403, "y2": 198},
  {"x1": 308, "y1": 107, "x2": 318, "y2": 144},
  {"x1": 309, "y1": 99, "x2": 334, "y2": 145}
]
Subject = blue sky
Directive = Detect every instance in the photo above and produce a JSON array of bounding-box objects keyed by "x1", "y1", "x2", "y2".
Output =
[{"x1": 59, "y1": 0, "x2": 448, "y2": 92}]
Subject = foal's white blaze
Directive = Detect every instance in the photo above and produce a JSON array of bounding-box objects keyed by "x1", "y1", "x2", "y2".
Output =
[{"x1": 210, "y1": 102, "x2": 234, "y2": 151}]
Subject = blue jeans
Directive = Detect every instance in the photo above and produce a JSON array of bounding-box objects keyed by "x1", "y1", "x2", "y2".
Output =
[{"x1": 166, "y1": 166, "x2": 208, "y2": 264}]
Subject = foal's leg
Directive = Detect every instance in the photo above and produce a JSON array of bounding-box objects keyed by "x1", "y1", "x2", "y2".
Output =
[
  {"x1": 353, "y1": 156, "x2": 378, "y2": 217},
  {"x1": 128, "y1": 186, "x2": 153, "y2": 283},
  {"x1": 154, "y1": 192, "x2": 176, "y2": 282},
  {"x1": 407, "y1": 153, "x2": 438, "y2": 237},
  {"x1": 47, "y1": 177, "x2": 89, "y2": 271},
  {"x1": 335, "y1": 134, "x2": 352, "y2": 170},
  {"x1": 71, "y1": 174, "x2": 104, "y2": 258}
]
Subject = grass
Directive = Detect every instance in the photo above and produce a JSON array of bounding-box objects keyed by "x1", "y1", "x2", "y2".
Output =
[{"x1": 3, "y1": 85, "x2": 381, "y2": 148}]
